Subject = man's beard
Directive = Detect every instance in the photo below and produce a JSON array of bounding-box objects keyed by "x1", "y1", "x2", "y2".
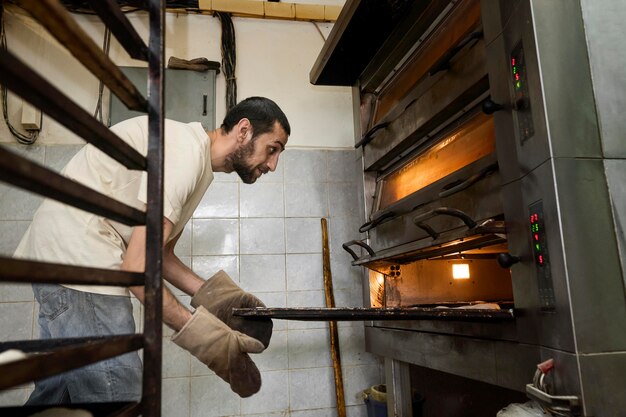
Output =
[{"x1": 225, "y1": 139, "x2": 259, "y2": 184}]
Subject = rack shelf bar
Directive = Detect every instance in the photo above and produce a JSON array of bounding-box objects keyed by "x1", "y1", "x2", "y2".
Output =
[
  {"x1": 234, "y1": 307, "x2": 516, "y2": 322},
  {"x1": 86, "y1": 0, "x2": 149, "y2": 61},
  {"x1": 19, "y1": 0, "x2": 147, "y2": 111},
  {"x1": 0, "y1": 257, "x2": 144, "y2": 286},
  {"x1": 0, "y1": 49, "x2": 146, "y2": 170},
  {"x1": 0, "y1": 335, "x2": 143, "y2": 391},
  {"x1": 0, "y1": 146, "x2": 145, "y2": 226}
]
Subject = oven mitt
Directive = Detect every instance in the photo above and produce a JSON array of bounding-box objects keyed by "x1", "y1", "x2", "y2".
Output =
[
  {"x1": 172, "y1": 306, "x2": 264, "y2": 397},
  {"x1": 191, "y1": 270, "x2": 273, "y2": 348}
]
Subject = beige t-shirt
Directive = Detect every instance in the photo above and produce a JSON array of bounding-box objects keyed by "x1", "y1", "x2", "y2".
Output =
[{"x1": 14, "y1": 116, "x2": 213, "y2": 296}]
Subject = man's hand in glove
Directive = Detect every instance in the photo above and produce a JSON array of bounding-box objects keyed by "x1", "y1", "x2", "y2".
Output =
[
  {"x1": 191, "y1": 270, "x2": 273, "y2": 348},
  {"x1": 172, "y1": 306, "x2": 264, "y2": 397}
]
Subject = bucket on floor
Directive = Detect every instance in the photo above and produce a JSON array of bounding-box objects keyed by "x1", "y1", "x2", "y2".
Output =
[
  {"x1": 363, "y1": 384, "x2": 424, "y2": 417},
  {"x1": 364, "y1": 384, "x2": 387, "y2": 417}
]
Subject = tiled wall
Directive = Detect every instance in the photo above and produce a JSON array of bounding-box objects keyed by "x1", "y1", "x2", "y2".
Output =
[{"x1": 0, "y1": 143, "x2": 383, "y2": 416}]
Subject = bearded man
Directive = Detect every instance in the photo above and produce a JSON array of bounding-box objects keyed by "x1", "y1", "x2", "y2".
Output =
[{"x1": 14, "y1": 97, "x2": 290, "y2": 404}]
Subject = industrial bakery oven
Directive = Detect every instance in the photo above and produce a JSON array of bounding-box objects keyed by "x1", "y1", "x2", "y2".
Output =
[{"x1": 310, "y1": 0, "x2": 626, "y2": 416}]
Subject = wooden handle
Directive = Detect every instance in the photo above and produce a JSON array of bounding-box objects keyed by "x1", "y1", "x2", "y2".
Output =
[{"x1": 321, "y1": 218, "x2": 346, "y2": 417}]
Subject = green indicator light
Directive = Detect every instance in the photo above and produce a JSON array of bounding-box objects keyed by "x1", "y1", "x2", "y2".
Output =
[
  {"x1": 535, "y1": 244, "x2": 541, "y2": 251},
  {"x1": 516, "y1": 81, "x2": 521, "y2": 89},
  {"x1": 513, "y1": 66, "x2": 517, "y2": 74}
]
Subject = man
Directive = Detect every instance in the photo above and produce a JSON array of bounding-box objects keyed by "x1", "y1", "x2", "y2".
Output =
[{"x1": 14, "y1": 96, "x2": 290, "y2": 403}]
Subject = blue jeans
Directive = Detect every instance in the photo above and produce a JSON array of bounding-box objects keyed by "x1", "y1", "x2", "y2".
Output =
[{"x1": 26, "y1": 284, "x2": 142, "y2": 405}]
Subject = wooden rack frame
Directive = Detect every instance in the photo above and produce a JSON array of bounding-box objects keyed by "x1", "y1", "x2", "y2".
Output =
[{"x1": 0, "y1": 0, "x2": 165, "y2": 415}]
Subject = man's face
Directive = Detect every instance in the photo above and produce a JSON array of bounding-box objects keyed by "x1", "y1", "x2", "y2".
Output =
[{"x1": 227, "y1": 121, "x2": 288, "y2": 184}]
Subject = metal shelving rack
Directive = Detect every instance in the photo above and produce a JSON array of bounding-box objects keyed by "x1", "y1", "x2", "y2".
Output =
[{"x1": 0, "y1": 0, "x2": 165, "y2": 415}]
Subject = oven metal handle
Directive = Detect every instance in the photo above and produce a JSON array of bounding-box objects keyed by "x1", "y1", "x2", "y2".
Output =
[
  {"x1": 342, "y1": 240, "x2": 376, "y2": 261},
  {"x1": 359, "y1": 211, "x2": 396, "y2": 233},
  {"x1": 412, "y1": 207, "x2": 477, "y2": 239},
  {"x1": 354, "y1": 122, "x2": 390, "y2": 149},
  {"x1": 438, "y1": 163, "x2": 498, "y2": 199},
  {"x1": 428, "y1": 31, "x2": 484, "y2": 76}
]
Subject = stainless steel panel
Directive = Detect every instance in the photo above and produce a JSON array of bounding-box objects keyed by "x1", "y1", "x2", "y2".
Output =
[
  {"x1": 502, "y1": 162, "x2": 576, "y2": 351},
  {"x1": 552, "y1": 158, "x2": 626, "y2": 353},
  {"x1": 363, "y1": 40, "x2": 488, "y2": 171},
  {"x1": 366, "y1": 326, "x2": 538, "y2": 391},
  {"x1": 579, "y1": 0, "x2": 626, "y2": 158},
  {"x1": 384, "y1": 358, "x2": 413, "y2": 417},
  {"x1": 579, "y1": 351, "x2": 626, "y2": 416},
  {"x1": 483, "y1": 0, "x2": 602, "y2": 182},
  {"x1": 604, "y1": 160, "x2": 626, "y2": 291},
  {"x1": 110, "y1": 67, "x2": 217, "y2": 130}
]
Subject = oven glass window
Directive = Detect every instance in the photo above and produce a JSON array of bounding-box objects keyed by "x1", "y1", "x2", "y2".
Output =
[{"x1": 378, "y1": 112, "x2": 495, "y2": 210}]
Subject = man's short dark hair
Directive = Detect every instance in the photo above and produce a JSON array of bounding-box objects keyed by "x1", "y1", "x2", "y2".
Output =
[{"x1": 221, "y1": 97, "x2": 291, "y2": 138}]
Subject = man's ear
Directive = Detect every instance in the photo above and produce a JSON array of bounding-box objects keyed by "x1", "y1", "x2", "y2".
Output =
[{"x1": 237, "y1": 118, "x2": 252, "y2": 144}]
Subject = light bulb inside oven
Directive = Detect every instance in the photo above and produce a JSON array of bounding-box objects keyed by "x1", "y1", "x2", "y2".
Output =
[{"x1": 452, "y1": 263, "x2": 470, "y2": 279}]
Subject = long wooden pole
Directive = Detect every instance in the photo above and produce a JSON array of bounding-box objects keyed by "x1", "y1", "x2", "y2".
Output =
[{"x1": 321, "y1": 218, "x2": 346, "y2": 417}]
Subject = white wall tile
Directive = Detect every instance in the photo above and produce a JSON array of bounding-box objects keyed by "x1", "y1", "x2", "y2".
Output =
[
  {"x1": 44, "y1": 145, "x2": 83, "y2": 172},
  {"x1": 173, "y1": 222, "x2": 192, "y2": 257},
  {"x1": 162, "y1": 336, "x2": 191, "y2": 378},
  {"x1": 240, "y1": 182, "x2": 284, "y2": 217},
  {"x1": 254, "y1": 330, "x2": 288, "y2": 372},
  {"x1": 240, "y1": 370, "x2": 290, "y2": 415},
  {"x1": 240, "y1": 254, "x2": 286, "y2": 293},
  {"x1": 342, "y1": 364, "x2": 384, "y2": 406},
  {"x1": 285, "y1": 218, "x2": 322, "y2": 254},
  {"x1": 190, "y1": 375, "x2": 240, "y2": 417},
  {"x1": 0, "y1": 185, "x2": 43, "y2": 221},
  {"x1": 286, "y1": 254, "x2": 323, "y2": 291},
  {"x1": 0, "y1": 221, "x2": 30, "y2": 256},
  {"x1": 192, "y1": 255, "x2": 239, "y2": 282},
  {"x1": 327, "y1": 150, "x2": 360, "y2": 184},
  {"x1": 0, "y1": 302, "x2": 33, "y2": 341},
  {"x1": 240, "y1": 218, "x2": 285, "y2": 254},
  {"x1": 284, "y1": 182, "x2": 328, "y2": 218},
  {"x1": 283, "y1": 150, "x2": 327, "y2": 183},
  {"x1": 329, "y1": 183, "x2": 360, "y2": 219},
  {"x1": 289, "y1": 367, "x2": 336, "y2": 410},
  {"x1": 0, "y1": 284, "x2": 33, "y2": 302},
  {"x1": 288, "y1": 328, "x2": 332, "y2": 369},
  {"x1": 192, "y1": 219, "x2": 239, "y2": 255},
  {"x1": 194, "y1": 181, "x2": 239, "y2": 218},
  {"x1": 162, "y1": 377, "x2": 190, "y2": 417},
  {"x1": 0, "y1": 387, "x2": 31, "y2": 406}
]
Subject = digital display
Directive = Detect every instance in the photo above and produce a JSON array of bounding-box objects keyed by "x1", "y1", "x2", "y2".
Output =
[
  {"x1": 510, "y1": 42, "x2": 535, "y2": 142},
  {"x1": 529, "y1": 212, "x2": 545, "y2": 266},
  {"x1": 528, "y1": 201, "x2": 555, "y2": 311}
]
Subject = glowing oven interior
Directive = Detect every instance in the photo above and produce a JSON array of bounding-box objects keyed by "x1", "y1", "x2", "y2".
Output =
[{"x1": 377, "y1": 112, "x2": 496, "y2": 210}]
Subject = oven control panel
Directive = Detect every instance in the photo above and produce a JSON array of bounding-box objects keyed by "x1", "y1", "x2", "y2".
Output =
[
  {"x1": 510, "y1": 42, "x2": 535, "y2": 143},
  {"x1": 529, "y1": 200, "x2": 555, "y2": 310}
]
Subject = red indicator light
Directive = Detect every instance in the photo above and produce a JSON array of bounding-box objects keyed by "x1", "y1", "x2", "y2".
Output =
[
  {"x1": 512, "y1": 58, "x2": 516, "y2": 66},
  {"x1": 534, "y1": 234, "x2": 539, "y2": 241},
  {"x1": 515, "y1": 73, "x2": 520, "y2": 81},
  {"x1": 539, "y1": 255, "x2": 544, "y2": 265}
]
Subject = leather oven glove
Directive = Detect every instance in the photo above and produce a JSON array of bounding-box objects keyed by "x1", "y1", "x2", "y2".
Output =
[
  {"x1": 172, "y1": 306, "x2": 264, "y2": 397},
  {"x1": 191, "y1": 270, "x2": 273, "y2": 349}
]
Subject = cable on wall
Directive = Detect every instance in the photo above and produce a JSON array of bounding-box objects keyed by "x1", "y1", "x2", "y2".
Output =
[
  {"x1": 0, "y1": 4, "x2": 42, "y2": 145},
  {"x1": 93, "y1": 26, "x2": 111, "y2": 123},
  {"x1": 215, "y1": 12, "x2": 237, "y2": 112}
]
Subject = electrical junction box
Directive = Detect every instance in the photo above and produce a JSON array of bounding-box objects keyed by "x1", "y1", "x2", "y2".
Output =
[
  {"x1": 109, "y1": 66, "x2": 217, "y2": 130},
  {"x1": 21, "y1": 100, "x2": 41, "y2": 130}
]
